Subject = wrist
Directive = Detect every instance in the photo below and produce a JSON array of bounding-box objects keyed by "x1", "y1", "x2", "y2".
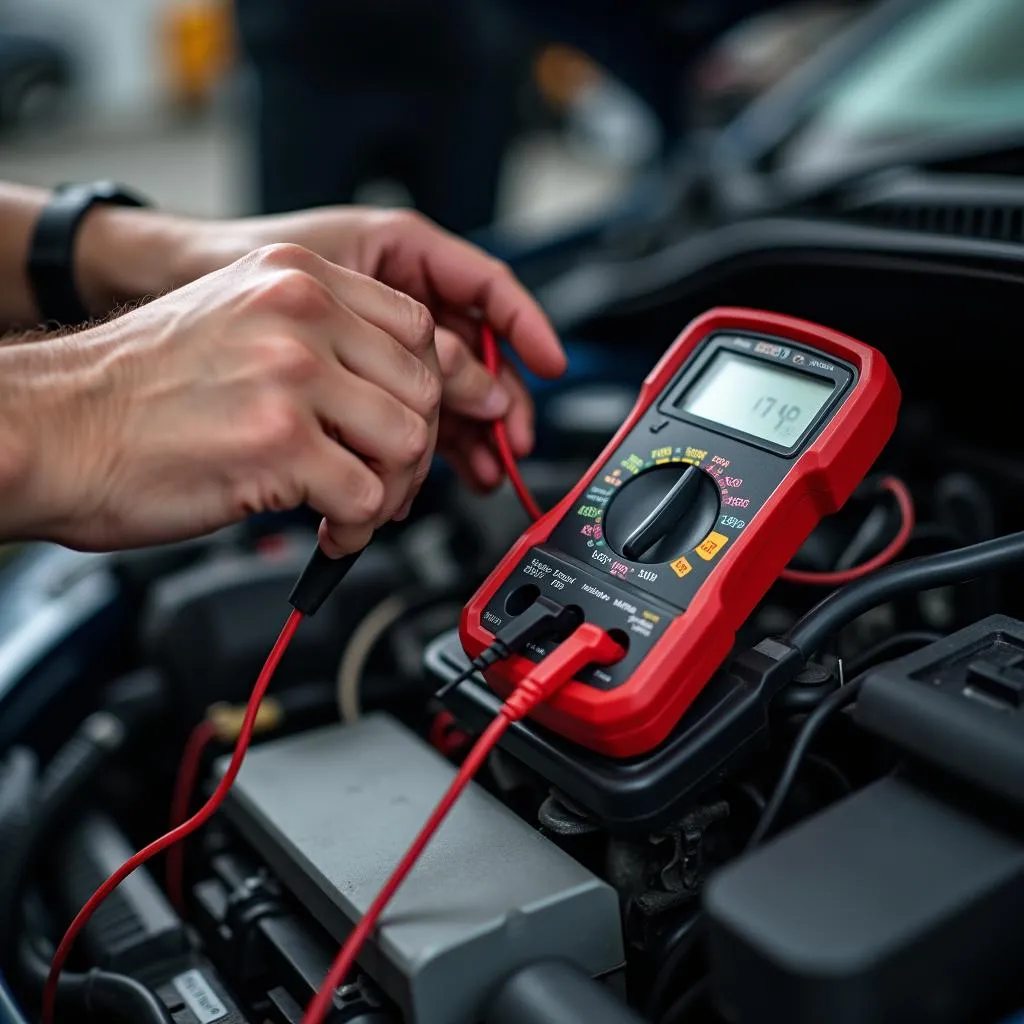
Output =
[
  {"x1": 0, "y1": 329, "x2": 116, "y2": 543},
  {"x1": 75, "y1": 205, "x2": 194, "y2": 316},
  {"x1": 0, "y1": 344, "x2": 47, "y2": 539}
]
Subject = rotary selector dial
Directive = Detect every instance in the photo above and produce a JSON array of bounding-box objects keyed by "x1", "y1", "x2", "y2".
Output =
[{"x1": 603, "y1": 464, "x2": 721, "y2": 564}]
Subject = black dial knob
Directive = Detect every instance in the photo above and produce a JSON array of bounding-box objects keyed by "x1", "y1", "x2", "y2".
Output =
[{"x1": 603, "y1": 464, "x2": 721, "y2": 563}]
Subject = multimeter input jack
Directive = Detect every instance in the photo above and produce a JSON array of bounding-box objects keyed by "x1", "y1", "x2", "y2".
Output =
[{"x1": 505, "y1": 583, "x2": 541, "y2": 617}]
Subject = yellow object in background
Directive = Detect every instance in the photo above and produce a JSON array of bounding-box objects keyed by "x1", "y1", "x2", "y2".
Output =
[
  {"x1": 533, "y1": 44, "x2": 602, "y2": 113},
  {"x1": 162, "y1": 0, "x2": 235, "y2": 111}
]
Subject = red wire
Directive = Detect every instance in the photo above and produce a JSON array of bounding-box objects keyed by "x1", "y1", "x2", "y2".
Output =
[
  {"x1": 166, "y1": 720, "x2": 219, "y2": 914},
  {"x1": 779, "y1": 476, "x2": 915, "y2": 586},
  {"x1": 42, "y1": 608, "x2": 304, "y2": 1024},
  {"x1": 300, "y1": 714, "x2": 511, "y2": 1024},
  {"x1": 480, "y1": 324, "x2": 544, "y2": 521}
]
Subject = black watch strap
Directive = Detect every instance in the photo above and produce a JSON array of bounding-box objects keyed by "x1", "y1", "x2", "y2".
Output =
[{"x1": 27, "y1": 181, "x2": 150, "y2": 326}]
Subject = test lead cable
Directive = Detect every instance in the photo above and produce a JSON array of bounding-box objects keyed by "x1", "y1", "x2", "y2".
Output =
[
  {"x1": 778, "y1": 476, "x2": 915, "y2": 585},
  {"x1": 43, "y1": 546, "x2": 366, "y2": 1023}
]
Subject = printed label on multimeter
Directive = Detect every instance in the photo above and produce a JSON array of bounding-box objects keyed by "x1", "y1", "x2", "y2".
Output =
[{"x1": 462, "y1": 308, "x2": 899, "y2": 757}]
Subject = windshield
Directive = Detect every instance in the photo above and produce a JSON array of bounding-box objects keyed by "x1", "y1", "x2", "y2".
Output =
[{"x1": 775, "y1": 0, "x2": 1024, "y2": 181}]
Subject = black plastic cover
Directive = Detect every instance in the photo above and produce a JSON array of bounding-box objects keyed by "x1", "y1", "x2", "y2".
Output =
[
  {"x1": 57, "y1": 812, "x2": 188, "y2": 973},
  {"x1": 141, "y1": 539, "x2": 403, "y2": 715},
  {"x1": 424, "y1": 628, "x2": 802, "y2": 831},
  {"x1": 484, "y1": 961, "x2": 643, "y2": 1024},
  {"x1": 854, "y1": 615, "x2": 1024, "y2": 808},
  {"x1": 705, "y1": 776, "x2": 1024, "y2": 1024}
]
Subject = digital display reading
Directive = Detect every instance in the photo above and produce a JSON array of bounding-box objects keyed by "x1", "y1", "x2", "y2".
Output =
[{"x1": 677, "y1": 351, "x2": 834, "y2": 447}]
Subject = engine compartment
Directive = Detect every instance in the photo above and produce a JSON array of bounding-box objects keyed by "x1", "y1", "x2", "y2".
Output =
[{"x1": 3, "y1": 231, "x2": 1024, "y2": 1024}]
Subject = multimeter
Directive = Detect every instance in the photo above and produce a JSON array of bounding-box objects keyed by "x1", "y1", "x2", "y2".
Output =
[{"x1": 460, "y1": 307, "x2": 900, "y2": 758}]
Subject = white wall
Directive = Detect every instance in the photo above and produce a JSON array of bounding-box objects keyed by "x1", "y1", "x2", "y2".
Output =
[{"x1": 6, "y1": 0, "x2": 170, "y2": 116}]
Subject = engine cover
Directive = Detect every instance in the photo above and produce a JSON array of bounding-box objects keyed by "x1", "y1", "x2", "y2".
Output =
[{"x1": 220, "y1": 715, "x2": 624, "y2": 1024}]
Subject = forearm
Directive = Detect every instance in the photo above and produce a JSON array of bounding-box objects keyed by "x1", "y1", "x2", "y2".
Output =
[
  {"x1": 0, "y1": 184, "x2": 48, "y2": 326},
  {"x1": 0, "y1": 339, "x2": 51, "y2": 538},
  {"x1": 0, "y1": 182, "x2": 192, "y2": 331}
]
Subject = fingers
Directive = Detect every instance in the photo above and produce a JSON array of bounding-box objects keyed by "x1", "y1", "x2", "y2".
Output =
[
  {"x1": 332, "y1": 305, "x2": 443, "y2": 421},
  {"x1": 434, "y1": 328, "x2": 534, "y2": 454},
  {"x1": 435, "y1": 327, "x2": 510, "y2": 419},
  {"x1": 311, "y1": 363, "x2": 434, "y2": 522},
  {"x1": 245, "y1": 245, "x2": 443, "y2": 524},
  {"x1": 252, "y1": 242, "x2": 440, "y2": 371},
  {"x1": 302, "y1": 440, "x2": 384, "y2": 557},
  {"x1": 497, "y1": 363, "x2": 534, "y2": 457},
  {"x1": 318, "y1": 518, "x2": 373, "y2": 559},
  {"x1": 373, "y1": 211, "x2": 567, "y2": 379}
]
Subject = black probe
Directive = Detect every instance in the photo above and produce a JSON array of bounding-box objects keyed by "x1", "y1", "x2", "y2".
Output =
[{"x1": 288, "y1": 546, "x2": 364, "y2": 617}]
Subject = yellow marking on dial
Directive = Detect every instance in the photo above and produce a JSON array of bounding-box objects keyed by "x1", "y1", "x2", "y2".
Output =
[
  {"x1": 670, "y1": 556, "x2": 693, "y2": 578},
  {"x1": 696, "y1": 532, "x2": 729, "y2": 561}
]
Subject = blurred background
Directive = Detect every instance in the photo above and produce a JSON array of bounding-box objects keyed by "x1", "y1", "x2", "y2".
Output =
[{"x1": 0, "y1": 0, "x2": 862, "y2": 241}]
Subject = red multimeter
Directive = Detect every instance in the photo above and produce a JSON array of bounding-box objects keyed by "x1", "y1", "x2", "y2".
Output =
[{"x1": 460, "y1": 308, "x2": 900, "y2": 758}]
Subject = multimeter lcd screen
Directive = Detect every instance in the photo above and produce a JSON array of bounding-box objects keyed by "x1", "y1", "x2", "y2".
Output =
[{"x1": 678, "y1": 350, "x2": 834, "y2": 448}]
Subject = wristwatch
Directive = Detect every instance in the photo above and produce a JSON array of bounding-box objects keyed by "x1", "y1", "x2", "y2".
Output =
[{"x1": 27, "y1": 181, "x2": 150, "y2": 325}]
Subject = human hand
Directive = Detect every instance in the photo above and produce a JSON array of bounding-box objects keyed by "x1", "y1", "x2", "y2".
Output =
[
  {"x1": 0, "y1": 243, "x2": 443, "y2": 555},
  {"x1": 78, "y1": 205, "x2": 567, "y2": 497}
]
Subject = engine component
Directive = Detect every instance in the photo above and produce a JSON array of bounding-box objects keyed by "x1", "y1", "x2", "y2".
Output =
[
  {"x1": 192, "y1": 850, "x2": 396, "y2": 1023},
  {"x1": 0, "y1": 670, "x2": 165, "y2": 962},
  {"x1": 219, "y1": 715, "x2": 624, "y2": 1024},
  {"x1": 854, "y1": 614, "x2": 1024, "y2": 806},
  {"x1": 705, "y1": 775, "x2": 1024, "y2": 1024},
  {"x1": 427, "y1": 627, "x2": 801, "y2": 831},
  {"x1": 52, "y1": 812, "x2": 249, "y2": 1024},
  {"x1": 57, "y1": 813, "x2": 188, "y2": 973},
  {"x1": 484, "y1": 960, "x2": 645, "y2": 1024}
]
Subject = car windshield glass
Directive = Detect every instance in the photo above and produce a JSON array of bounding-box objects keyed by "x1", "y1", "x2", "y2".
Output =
[{"x1": 775, "y1": 0, "x2": 1024, "y2": 182}]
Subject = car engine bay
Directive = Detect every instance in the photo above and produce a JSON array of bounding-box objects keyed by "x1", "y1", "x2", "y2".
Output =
[
  {"x1": 2, "y1": 205, "x2": 1024, "y2": 1023},
  {"x1": 7, "y1": 1, "x2": 1024, "y2": 1010}
]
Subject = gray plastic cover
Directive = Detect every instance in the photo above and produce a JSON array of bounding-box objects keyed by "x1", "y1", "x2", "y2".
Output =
[{"x1": 220, "y1": 715, "x2": 624, "y2": 1024}]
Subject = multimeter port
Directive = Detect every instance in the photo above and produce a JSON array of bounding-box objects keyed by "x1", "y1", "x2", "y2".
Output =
[{"x1": 482, "y1": 546, "x2": 672, "y2": 691}]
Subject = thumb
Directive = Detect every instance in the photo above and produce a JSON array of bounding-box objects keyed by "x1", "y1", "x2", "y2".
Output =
[{"x1": 318, "y1": 518, "x2": 374, "y2": 558}]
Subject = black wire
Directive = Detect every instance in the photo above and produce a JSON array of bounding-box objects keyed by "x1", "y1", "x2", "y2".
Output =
[
  {"x1": 646, "y1": 916, "x2": 704, "y2": 1020},
  {"x1": 806, "y1": 753, "x2": 853, "y2": 795},
  {"x1": 18, "y1": 936, "x2": 172, "y2": 1024},
  {"x1": 845, "y1": 630, "x2": 943, "y2": 677},
  {"x1": 746, "y1": 678, "x2": 865, "y2": 850},
  {"x1": 785, "y1": 531, "x2": 1024, "y2": 657},
  {"x1": 434, "y1": 662, "x2": 484, "y2": 701},
  {"x1": 737, "y1": 781, "x2": 766, "y2": 813},
  {"x1": 660, "y1": 979, "x2": 710, "y2": 1024}
]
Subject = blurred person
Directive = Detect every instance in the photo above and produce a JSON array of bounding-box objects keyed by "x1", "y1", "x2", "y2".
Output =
[
  {"x1": 511, "y1": 0, "x2": 803, "y2": 146},
  {"x1": 0, "y1": 183, "x2": 566, "y2": 554},
  {"x1": 233, "y1": 0, "x2": 521, "y2": 234}
]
